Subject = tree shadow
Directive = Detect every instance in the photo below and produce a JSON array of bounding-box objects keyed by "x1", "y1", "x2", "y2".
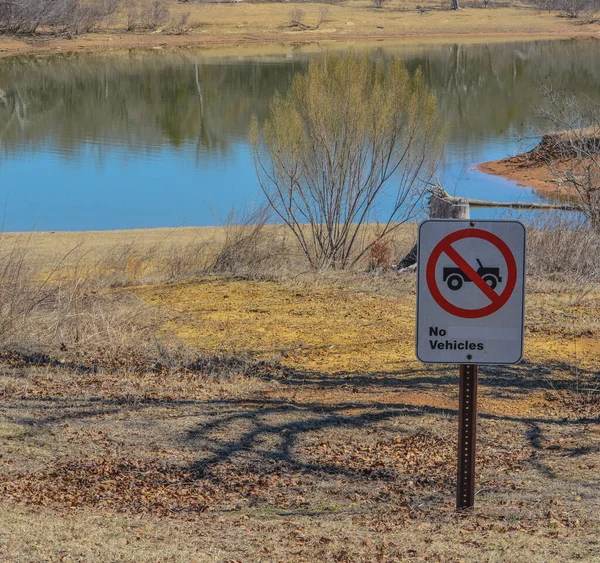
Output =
[
  {"x1": 183, "y1": 393, "x2": 600, "y2": 485},
  {"x1": 3, "y1": 355, "x2": 598, "y2": 492},
  {"x1": 275, "y1": 357, "x2": 598, "y2": 397}
]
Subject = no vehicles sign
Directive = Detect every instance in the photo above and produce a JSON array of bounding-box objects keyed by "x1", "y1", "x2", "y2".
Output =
[{"x1": 416, "y1": 220, "x2": 526, "y2": 365}]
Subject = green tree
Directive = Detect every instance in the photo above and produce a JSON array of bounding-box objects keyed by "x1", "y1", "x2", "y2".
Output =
[{"x1": 250, "y1": 52, "x2": 442, "y2": 270}]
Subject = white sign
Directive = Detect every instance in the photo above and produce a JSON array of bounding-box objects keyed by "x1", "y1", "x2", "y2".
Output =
[{"x1": 416, "y1": 219, "x2": 526, "y2": 365}]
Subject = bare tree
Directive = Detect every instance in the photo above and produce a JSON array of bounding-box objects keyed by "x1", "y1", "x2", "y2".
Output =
[
  {"x1": 451, "y1": 0, "x2": 460, "y2": 9},
  {"x1": 373, "y1": 0, "x2": 390, "y2": 9},
  {"x1": 529, "y1": 0, "x2": 600, "y2": 18},
  {"x1": 0, "y1": 0, "x2": 119, "y2": 35},
  {"x1": 536, "y1": 85, "x2": 600, "y2": 231},
  {"x1": 250, "y1": 53, "x2": 442, "y2": 270}
]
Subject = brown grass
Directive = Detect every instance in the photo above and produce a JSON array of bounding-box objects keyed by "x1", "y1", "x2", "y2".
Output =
[
  {"x1": 0, "y1": 223, "x2": 599, "y2": 561},
  {"x1": 0, "y1": 0, "x2": 598, "y2": 58},
  {"x1": 1, "y1": 354, "x2": 599, "y2": 561}
]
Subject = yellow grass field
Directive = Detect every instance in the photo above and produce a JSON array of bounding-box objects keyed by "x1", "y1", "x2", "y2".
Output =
[
  {"x1": 0, "y1": 1, "x2": 598, "y2": 58},
  {"x1": 1, "y1": 1, "x2": 599, "y2": 554},
  {"x1": 1, "y1": 224, "x2": 599, "y2": 561}
]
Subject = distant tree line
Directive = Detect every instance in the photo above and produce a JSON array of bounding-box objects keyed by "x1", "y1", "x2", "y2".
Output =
[
  {"x1": 0, "y1": 0, "x2": 193, "y2": 36},
  {"x1": 0, "y1": 0, "x2": 118, "y2": 35},
  {"x1": 529, "y1": 0, "x2": 600, "y2": 20}
]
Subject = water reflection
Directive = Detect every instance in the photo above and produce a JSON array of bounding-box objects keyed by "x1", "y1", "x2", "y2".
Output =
[
  {"x1": 0, "y1": 39, "x2": 599, "y2": 230},
  {"x1": 0, "y1": 53, "x2": 303, "y2": 157}
]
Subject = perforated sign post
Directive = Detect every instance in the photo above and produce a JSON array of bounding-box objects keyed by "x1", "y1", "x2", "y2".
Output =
[{"x1": 416, "y1": 219, "x2": 526, "y2": 510}]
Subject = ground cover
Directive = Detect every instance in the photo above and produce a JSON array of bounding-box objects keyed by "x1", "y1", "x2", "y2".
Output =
[
  {"x1": 0, "y1": 1, "x2": 598, "y2": 58},
  {"x1": 0, "y1": 226, "x2": 599, "y2": 561}
]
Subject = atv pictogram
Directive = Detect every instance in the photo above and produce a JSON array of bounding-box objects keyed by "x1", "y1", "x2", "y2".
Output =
[{"x1": 442, "y1": 259, "x2": 502, "y2": 291}]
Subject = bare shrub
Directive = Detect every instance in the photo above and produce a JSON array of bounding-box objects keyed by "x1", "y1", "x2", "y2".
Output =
[
  {"x1": 142, "y1": 0, "x2": 170, "y2": 29},
  {"x1": 581, "y1": 4, "x2": 600, "y2": 22},
  {"x1": 536, "y1": 85, "x2": 600, "y2": 231},
  {"x1": 251, "y1": 52, "x2": 442, "y2": 270},
  {"x1": 0, "y1": 0, "x2": 48, "y2": 34},
  {"x1": 529, "y1": 0, "x2": 600, "y2": 18},
  {"x1": 125, "y1": 0, "x2": 141, "y2": 31},
  {"x1": 526, "y1": 215, "x2": 600, "y2": 285},
  {"x1": 67, "y1": 0, "x2": 120, "y2": 34},
  {"x1": 125, "y1": 0, "x2": 170, "y2": 31},
  {"x1": 210, "y1": 206, "x2": 288, "y2": 278},
  {"x1": 288, "y1": 8, "x2": 305, "y2": 24},
  {"x1": 0, "y1": 0, "x2": 119, "y2": 36},
  {"x1": 167, "y1": 11, "x2": 191, "y2": 35},
  {"x1": 559, "y1": 0, "x2": 595, "y2": 18}
]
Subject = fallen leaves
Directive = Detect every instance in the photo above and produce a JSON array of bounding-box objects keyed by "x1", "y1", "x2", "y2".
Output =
[
  {"x1": 300, "y1": 431, "x2": 528, "y2": 492},
  {"x1": 0, "y1": 456, "x2": 219, "y2": 518}
]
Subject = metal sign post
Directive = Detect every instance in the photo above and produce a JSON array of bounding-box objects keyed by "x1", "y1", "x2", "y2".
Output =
[
  {"x1": 416, "y1": 219, "x2": 525, "y2": 511},
  {"x1": 457, "y1": 363, "x2": 478, "y2": 510}
]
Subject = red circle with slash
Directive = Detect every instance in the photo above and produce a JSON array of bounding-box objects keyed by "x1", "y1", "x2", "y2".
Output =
[{"x1": 425, "y1": 228, "x2": 518, "y2": 319}]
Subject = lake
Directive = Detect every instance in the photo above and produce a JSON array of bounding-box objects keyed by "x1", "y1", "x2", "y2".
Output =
[{"x1": 1, "y1": 39, "x2": 599, "y2": 232}]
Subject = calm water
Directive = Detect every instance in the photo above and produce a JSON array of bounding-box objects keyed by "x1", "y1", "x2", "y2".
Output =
[{"x1": 1, "y1": 39, "x2": 599, "y2": 232}]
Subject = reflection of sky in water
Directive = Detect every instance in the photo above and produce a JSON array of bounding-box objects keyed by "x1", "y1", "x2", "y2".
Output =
[
  {"x1": 1, "y1": 40, "x2": 598, "y2": 231},
  {"x1": 1, "y1": 142, "x2": 262, "y2": 231},
  {"x1": 1, "y1": 134, "x2": 549, "y2": 231},
  {"x1": 442, "y1": 134, "x2": 543, "y2": 221}
]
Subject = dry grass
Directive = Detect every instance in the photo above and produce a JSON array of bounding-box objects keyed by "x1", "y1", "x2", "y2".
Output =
[
  {"x1": 0, "y1": 221, "x2": 416, "y2": 280},
  {"x1": 1, "y1": 354, "x2": 599, "y2": 561},
  {"x1": 0, "y1": 223, "x2": 599, "y2": 561},
  {"x1": 527, "y1": 216, "x2": 600, "y2": 281},
  {"x1": 0, "y1": 0, "x2": 597, "y2": 58}
]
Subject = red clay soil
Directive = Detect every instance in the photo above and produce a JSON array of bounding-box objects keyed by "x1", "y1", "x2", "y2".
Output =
[
  {"x1": 478, "y1": 151, "x2": 586, "y2": 202},
  {"x1": 477, "y1": 155, "x2": 569, "y2": 199},
  {"x1": 479, "y1": 129, "x2": 600, "y2": 200}
]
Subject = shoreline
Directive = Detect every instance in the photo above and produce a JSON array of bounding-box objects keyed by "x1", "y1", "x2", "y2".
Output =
[
  {"x1": 477, "y1": 130, "x2": 599, "y2": 201},
  {"x1": 477, "y1": 157, "x2": 564, "y2": 198},
  {"x1": 1, "y1": 31, "x2": 596, "y2": 59},
  {"x1": 0, "y1": 4, "x2": 598, "y2": 59}
]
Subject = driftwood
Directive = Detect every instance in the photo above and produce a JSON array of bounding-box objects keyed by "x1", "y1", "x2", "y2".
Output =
[
  {"x1": 439, "y1": 194, "x2": 580, "y2": 212},
  {"x1": 393, "y1": 186, "x2": 581, "y2": 271},
  {"x1": 431, "y1": 186, "x2": 581, "y2": 212},
  {"x1": 535, "y1": 129, "x2": 600, "y2": 161}
]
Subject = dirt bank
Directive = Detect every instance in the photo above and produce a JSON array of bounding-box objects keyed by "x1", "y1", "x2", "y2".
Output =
[
  {"x1": 478, "y1": 130, "x2": 600, "y2": 200},
  {"x1": 0, "y1": 3, "x2": 598, "y2": 58},
  {"x1": 478, "y1": 153, "x2": 570, "y2": 199}
]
